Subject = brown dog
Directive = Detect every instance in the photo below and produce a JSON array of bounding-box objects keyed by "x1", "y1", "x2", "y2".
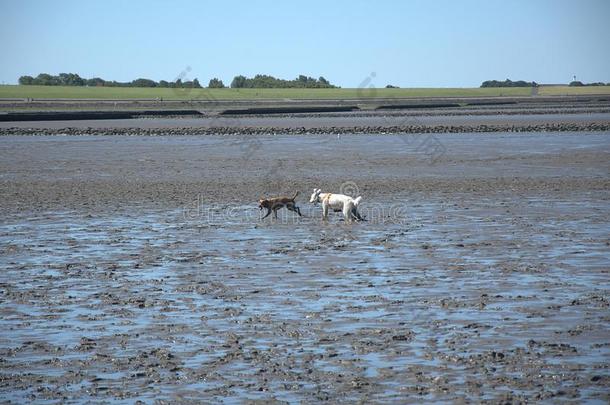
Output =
[{"x1": 258, "y1": 191, "x2": 302, "y2": 219}]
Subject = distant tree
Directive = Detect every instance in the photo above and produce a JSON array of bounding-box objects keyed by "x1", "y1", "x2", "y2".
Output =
[
  {"x1": 34, "y1": 73, "x2": 56, "y2": 85},
  {"x1": 18, "y1": 75, "x2": 34, "y2": 85},
  {"x1": 208, "y1": 78, "x2": 225, "y2": 88},
  {"x1": 385, "y1": 84, "x2": 399, "y2": 88},
  {"x1": 192, "y1": 78, "x2": 202, "y2": 88},
  {"x1": 58, "y1": 73, "x2": 85, "y2": 86},
  {"x1": 132, "y1": 78, "x2": 157, "y2": 87},
  {"x1": 569, "y1": 81, "x2": 584, "y2": 87},
  {"x1": 231, "y1": 75, "x2": 247, "y2": 88},
  {"x1": 158, "y1": 80, "x2": 169, "y2": 87},
  {"x1": 86, "y1": 77, "x2": 105, "y2": 86}
]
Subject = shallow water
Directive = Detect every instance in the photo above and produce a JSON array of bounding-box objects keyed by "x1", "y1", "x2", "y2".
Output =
[{"x1": 1, "y1": 192, "x2": 609, "y2": 402}]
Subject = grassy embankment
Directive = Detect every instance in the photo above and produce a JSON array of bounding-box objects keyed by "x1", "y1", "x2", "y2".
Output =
[{"x1": 0, "y1": 85, "x2": 608, "y2": 101}]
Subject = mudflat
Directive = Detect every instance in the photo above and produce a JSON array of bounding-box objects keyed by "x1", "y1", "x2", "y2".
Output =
[{"x1": 1, "y1": 129, "x2": 609, "y2": 402}]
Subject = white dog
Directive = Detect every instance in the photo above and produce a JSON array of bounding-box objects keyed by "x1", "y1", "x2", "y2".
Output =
[{"x1": 309, "y1": 188, "x2": 364, "y2": 222}]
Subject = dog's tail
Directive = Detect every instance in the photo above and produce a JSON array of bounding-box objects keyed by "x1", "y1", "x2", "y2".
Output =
[
  {"x1": 353, "y1": 196, "x2": 362, "y2": 207},
  {"x1": 292, "y1": 190, "x2": 299, "y2": 200}
]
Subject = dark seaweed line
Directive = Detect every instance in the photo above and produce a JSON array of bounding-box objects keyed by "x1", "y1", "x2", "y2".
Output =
[{"x1": 1, "y1": 122, "x2": 610, "y2": 136}]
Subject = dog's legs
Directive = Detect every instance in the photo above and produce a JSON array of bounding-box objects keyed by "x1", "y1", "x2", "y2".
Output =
[
  {"x1": 353, "y1": 207, "x2": 365, "y2": 221},
  {"x1": 262, "y1": 208, "x2": 272, "y2": 219},
  {"x1": 351, "y1": 205, "x2": 365, "y2": 221},
  {"x1": 322, "y1": 202, "x2": 329, "y2": 220},
  {"x1": 287, "y1": 204, "x2": 302, "y2": 217},
  {"x1": 273, "y1": 207, "x2": 279, "y2": 219},
  {"x1": 344, "y1": 201, "x2": 362, "y2": 223},
  {"x1": 342, "y1": 203, "x2": 353, "y2": 223}
]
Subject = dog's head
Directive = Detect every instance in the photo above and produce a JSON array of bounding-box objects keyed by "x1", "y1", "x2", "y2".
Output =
[
  {"x1": 309, "y1": 188, "x2": 322, "y2": 204},
  {"x1": 258, "y1": 198, "x2": 269, "y2": 210}
]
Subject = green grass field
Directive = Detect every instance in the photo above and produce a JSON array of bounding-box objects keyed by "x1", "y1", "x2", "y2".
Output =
[
  {"x1": 0, "y1": 85, "x2": 608, "y2": 100},
  {"x1": 537, "y1": 86, "x2": 610, "y2": 96}
]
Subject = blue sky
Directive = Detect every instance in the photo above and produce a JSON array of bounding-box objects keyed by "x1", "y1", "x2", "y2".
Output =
[{"x1": 1, "y1": 0, "x2": 609, "y2": 87}]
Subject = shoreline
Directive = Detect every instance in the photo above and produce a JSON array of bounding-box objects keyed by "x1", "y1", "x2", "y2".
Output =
[{"x1": 1, "y1": 95, "x2": 609, "y2": 135}]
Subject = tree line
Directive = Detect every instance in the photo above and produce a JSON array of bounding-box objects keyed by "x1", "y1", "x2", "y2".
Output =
[
  {"x1": 18, "y1": 73, "x2": 204, "y2": 88},
  {"x1": 569, "y1": 81, "x2": 609, "y2": 86},
  {"x1": 230, "y1": 74, "x2": 337, "y2": 88},
  {"x1": 482, "y1": 78, "x2": 610, "y2": 87},
  {"x1": 480, "y1": 79, "x2": 538, "y2": 88},
  {"x1": 18, "y1": 73, "x2": 338, "y2": 89}
]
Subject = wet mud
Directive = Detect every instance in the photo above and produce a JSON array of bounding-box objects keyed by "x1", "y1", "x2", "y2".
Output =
[{"x1": 1, "y1": 130, "x2": 609, "y2": 402}]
